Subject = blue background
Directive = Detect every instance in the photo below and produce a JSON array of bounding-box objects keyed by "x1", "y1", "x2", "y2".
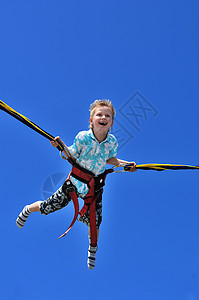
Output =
[{"x1": 0, "y1": 1, "x2": 199, "y2": 299}]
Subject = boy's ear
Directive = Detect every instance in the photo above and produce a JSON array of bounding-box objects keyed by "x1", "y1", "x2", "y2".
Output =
[{"x1": 89, "y1": 117, "x2": 92, "y2": 125}]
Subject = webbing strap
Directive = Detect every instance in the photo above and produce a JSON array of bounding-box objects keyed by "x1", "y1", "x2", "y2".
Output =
[
  {"x1": 79, "y1": 177, "x2": 97, "y2": 247},
  {"x1": 89, "y1": 196, "x2": 98, "y2": 247},
  {"x1": 58, "y1": 166, "x2": 109, "y2": 247},
  {"x1": 58, "y1": 190, "x2": 80, "y2": 239}
]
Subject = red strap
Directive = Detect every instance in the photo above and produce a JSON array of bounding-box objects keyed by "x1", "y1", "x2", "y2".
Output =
[
  {"x1": 80, "y1": 178, "x2": 98, "y2": 247},
  {"x1": 58, "y1": 190, "x2": 79, "y2": 239},
  {"x1": 59, "y1": 167, "x2": 110, "y2": 247},
  {"x1": 59, "y1": 177, "x2": 98, "y2": 247},
  {"x1": 89, "y1": 196, "x2": 98, "y2": 247},
  {"x1": 79, "y1": 198, "x2": 97, "y2": 246},
  {"x1": 79, "y1": 204, "x2": 89, "y2": 217},
  {"x1": 71, "y1": 164, "x2": 93, "y2": 183}
]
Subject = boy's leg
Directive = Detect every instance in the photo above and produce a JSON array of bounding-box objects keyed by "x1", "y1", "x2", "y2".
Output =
[
  {"x1": 88, "y1": 227, "x2": 99, "y2": 240},
  {"x1": 16, "y1": 181, "x2": 73, "y2": 229},
  {"x1": 87, "y1": 190, "x2": 103, "y2": 270},
  {"x1": 87, "y1": 228, "x2": 99, "y2": 270},
  {"x1": 29, "y1": 201, "x2": 42, "y2": 212},
  {"x1": 16, "y1": 201, "x2": 42, "y2": 228}
]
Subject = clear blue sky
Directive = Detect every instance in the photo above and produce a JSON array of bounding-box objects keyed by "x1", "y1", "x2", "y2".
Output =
[{"x1": 0, "y1": 1, "x2": 199, "y2": 299}]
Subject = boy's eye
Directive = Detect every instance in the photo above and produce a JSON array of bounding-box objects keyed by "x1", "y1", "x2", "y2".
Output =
[
  {"x1": 96, "y1": 113, "x2": 102, "y2": 117},
  {"x1": 96, "y1": 113, "x2": 111, "y2": 118}
]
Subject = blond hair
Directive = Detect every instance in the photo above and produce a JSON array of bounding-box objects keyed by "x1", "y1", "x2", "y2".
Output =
[{"x1": 89, "y1": 99, "x2": 115, "y2": 128}]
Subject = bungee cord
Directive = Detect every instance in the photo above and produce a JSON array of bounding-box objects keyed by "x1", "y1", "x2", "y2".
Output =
[
  {"x1": 0, "y1": 100, "x2": 64, "y2": 152},
  {"x1": 117, "y1": 163, "x2": 199, "y2": 172},
  {"x1": 1, "y1": 99, "x2": 199, "y2": 172}
]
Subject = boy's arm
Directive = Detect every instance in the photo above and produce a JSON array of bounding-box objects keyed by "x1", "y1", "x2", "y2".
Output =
[
  {"x1": 106, "y1": 157, "x2": 137, "y2": 172},
  {"x1": 50, "y1": 136, "x2": 71, "y2": 159}
]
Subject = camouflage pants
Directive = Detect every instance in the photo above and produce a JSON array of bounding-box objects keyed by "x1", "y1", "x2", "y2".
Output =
[{"x1": 40, "y1": 180, "x2": 103, "y2": 229}]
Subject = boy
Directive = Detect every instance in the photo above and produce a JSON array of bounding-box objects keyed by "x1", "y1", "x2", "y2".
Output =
[{"x1": 16, "y1": 99, "x2": 136, "y2": 270}]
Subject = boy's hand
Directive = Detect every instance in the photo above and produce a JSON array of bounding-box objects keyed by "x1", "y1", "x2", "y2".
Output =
[
  {"x1": 50, "y1": 136, "x2": 61, "y2": 148},
  {"x1": 125, "y1": 161, "x2": 137, "y2": 172}
]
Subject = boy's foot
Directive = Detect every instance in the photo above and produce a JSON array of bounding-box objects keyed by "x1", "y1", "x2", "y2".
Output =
[
  {"x1": 87, "y1": 245, "x2": 98, "y2": 270},
  {"x1": 16, "y1": 205, "x2": 31, "y2": 228}
]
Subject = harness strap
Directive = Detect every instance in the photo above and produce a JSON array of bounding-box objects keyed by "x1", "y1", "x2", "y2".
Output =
[
  {"x1": 80, "y1": 177, "x2": 98, "y2": 247},
  {"x1": 89, "y1": 196, "x2": 98, "y2": 247},
  {"x1": 58, "y1": 189, "x2": 79, "y2": 239},
  {"x1": 58, "y1": 161, "x2": 113, "y2": 246},
  {"x1": 78, "y1": 169, "x2": 113, "y2": 247},
  {"x1": 58, "y1": 174, "x2": 80, "y2": 239}
]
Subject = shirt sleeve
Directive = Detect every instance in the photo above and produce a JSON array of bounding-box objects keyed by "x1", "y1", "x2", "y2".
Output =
[
  {"x1": 108, "y1": 135, "x2": 118, "y2": 159},
  {"x1": 68, "y1": 132, "x2": 84, "y2": 159}
]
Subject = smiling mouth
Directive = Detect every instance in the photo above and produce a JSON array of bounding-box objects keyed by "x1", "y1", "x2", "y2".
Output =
[{"x1": 99, "y1": 122, "x2": 107, "y2": 126}]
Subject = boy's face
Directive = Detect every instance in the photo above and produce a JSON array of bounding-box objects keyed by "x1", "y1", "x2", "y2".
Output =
[{"x1": 90, "y1": 106, "x2": 113, "y2": 134}]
